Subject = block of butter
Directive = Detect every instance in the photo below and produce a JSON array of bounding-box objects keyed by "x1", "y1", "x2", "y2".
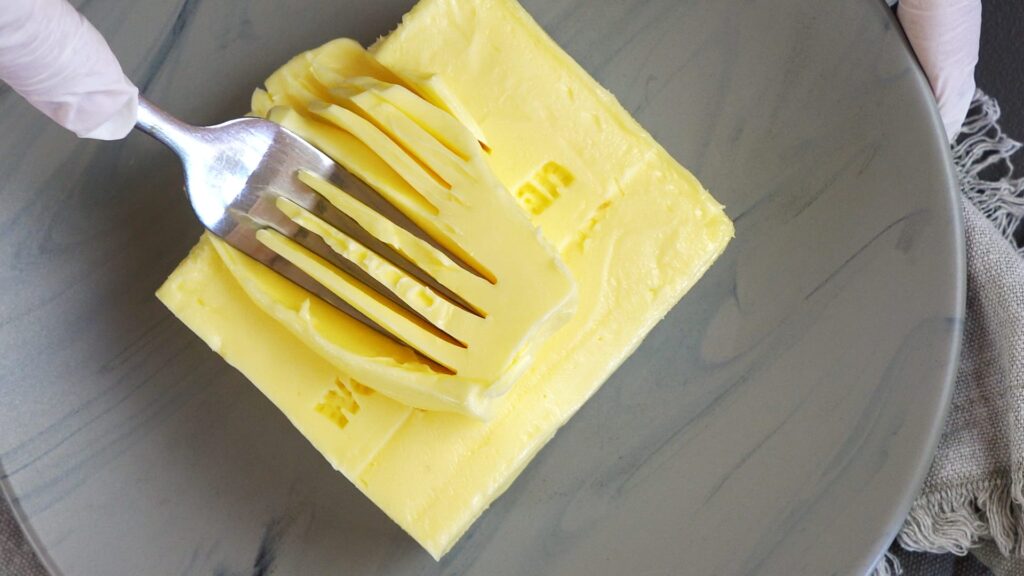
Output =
[
  {"x1": 157, "y1": 0, "x2": 733, "y2": 560},
  {"x1": 241, "y1": 39, "x2": 577, "y2": 418}
]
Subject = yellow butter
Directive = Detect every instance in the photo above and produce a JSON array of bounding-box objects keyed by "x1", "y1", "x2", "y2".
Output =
[
  {"x1": 157, "y1": 0, "x2": 733, "y2": 559},
  {"x1": 240, "y1": 40, "x2": 578, "y2": 418}
]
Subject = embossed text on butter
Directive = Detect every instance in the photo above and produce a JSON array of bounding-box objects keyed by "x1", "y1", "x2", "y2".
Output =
[
  {"x1": 514, "y1": 161, "x2": 574, "y2": 215},
  {"x1": 315, "y1": 378, "x2": 374, "y2": 429}
]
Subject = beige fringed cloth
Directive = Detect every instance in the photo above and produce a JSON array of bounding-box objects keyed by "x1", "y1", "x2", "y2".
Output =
[{"x1": 878, "y1": 91, "x2": 1024, "y2": 576}]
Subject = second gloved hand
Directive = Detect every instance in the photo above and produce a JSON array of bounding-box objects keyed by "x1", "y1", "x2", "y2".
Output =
[{"x1": 897, "y1": 0, "x2": 982, "y2": 140}]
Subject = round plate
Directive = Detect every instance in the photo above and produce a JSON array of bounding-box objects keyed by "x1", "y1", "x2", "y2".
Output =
[{"x1": 0, "y1": 0, "x2": 962, "y2": 574}]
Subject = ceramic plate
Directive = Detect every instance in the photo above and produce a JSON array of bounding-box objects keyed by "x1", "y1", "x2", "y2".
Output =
[{"x1": 0, "y1": 1, "x2": 962, "y2": 574}]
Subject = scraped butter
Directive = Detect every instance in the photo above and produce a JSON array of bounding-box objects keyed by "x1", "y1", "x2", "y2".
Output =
[
  {"x1": 157, "y1": 0, "x2": 733, "y2": 560},
  {"x1": 230, "y1": 39, "x2": 576, "y2": 419}
]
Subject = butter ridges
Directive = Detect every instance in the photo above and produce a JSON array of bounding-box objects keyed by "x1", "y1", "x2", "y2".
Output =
[{"x1": 158, "y1": 0, "x2": 733, "y2": 560}]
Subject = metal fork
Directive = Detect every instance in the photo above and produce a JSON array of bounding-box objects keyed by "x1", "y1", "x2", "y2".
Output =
[
  {"x1": 136, "y1": 97, "x2": 476, "y2": 342},
  {"x1": 5, "y1": 0, "x2": 491, "y2": 371}
]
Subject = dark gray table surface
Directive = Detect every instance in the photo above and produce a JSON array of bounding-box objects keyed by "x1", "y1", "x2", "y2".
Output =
[
  {"x1": 978, "y1": 0, "x2": 1024, "y2": 153},
  {"x1": 978, "y1": 0, "x2": 1024, "y2": 250}
]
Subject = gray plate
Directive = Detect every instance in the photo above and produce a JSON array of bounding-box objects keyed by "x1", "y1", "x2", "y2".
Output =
[{"x1": 0, "y1": 0, "x2": 963, "y2": 574}]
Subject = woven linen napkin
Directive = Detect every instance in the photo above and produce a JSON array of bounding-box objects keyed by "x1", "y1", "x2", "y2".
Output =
[{"x1": 879, "y1": 92, "x2": 1024, "y2": 576}]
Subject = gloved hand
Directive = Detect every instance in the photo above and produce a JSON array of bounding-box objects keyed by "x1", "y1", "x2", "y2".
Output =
[
  {"x1": 897, "y1": 0, "x2": 982, "y2": 140},
  {"x1": 0, "y1": 0, "x2": 137, "y2": 140}
]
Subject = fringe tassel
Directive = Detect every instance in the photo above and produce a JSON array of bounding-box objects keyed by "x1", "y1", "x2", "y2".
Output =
[
  {"x1": 869, "y1": 89, "x2": 1024, "y2": 575},
  {"x1": 954, "y1": 90, "x2": 1024, "y2": 255},
  {"x1": 895, "y1": 478, "x2": 1024, "y2": 557}
]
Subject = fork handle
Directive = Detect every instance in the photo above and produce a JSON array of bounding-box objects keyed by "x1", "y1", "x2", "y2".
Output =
[
  {"x1": 135, "y1": 97, "x2": 202, "y2": 158},
  {"x1": 0, "y1": 0, "x2": 138, "y2": 140}
]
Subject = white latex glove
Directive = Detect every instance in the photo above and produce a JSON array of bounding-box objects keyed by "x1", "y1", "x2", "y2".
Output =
[
  {"x1": 0, "y1": 0, "x2": 138, "y2": 140},
  {"x1": 897, "y1": 0, "x2": 982, "y2": 140}
]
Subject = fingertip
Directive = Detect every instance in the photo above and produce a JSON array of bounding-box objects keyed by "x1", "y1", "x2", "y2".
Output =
[{"x1": 75, "y1": 89, "x2": 139, "y2": 140}]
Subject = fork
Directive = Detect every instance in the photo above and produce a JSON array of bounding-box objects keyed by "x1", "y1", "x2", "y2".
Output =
[
  {"x1": 3, "y1": 0, "x2": 576, "y2": 389},
  {"x1": 0, "y1": 0, "x2": 462, "y2": 332},
  {"x1": 135, "y1": 97, "x2": 474, "y2": 341}
]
